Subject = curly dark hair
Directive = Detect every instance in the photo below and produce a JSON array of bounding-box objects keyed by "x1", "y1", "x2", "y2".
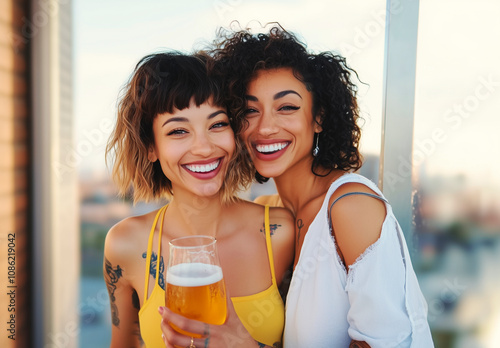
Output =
[
  {"x1": 106, "y1": 52, "x2": 253, "y2": 202},
  {"x1": 209, "y1": 24, "x2": 363, "y2": 182}
]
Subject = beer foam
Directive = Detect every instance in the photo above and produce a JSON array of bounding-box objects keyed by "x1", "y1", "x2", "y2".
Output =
[{"x1": 167, "y1": 263, "x2": 223, "y2": 287}]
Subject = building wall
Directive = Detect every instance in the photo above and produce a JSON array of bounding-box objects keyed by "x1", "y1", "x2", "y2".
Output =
[{"x1": 0, "y1": 1, "x2": 31, "y2": 348}]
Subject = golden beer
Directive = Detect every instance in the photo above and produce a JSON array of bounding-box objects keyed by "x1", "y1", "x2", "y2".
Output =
[{"x1": 166, "y1": 262, "x2": 227, "y2": 336}]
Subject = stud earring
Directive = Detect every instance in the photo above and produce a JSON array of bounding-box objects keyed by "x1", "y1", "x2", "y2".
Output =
[{"x1": 312, "y1": 133, "x2": 320, "y2": 157}]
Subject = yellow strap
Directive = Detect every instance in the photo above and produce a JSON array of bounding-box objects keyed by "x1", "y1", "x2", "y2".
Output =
[
  {"x1": 155, "y1": 207, "x2": 166, "y2": 281},
  {"x1": 264, "y1": 205, "x2": 277, "y2": 286},
  {"x1": 143, "y1": 205, "x2": 167, "y2": 304}
]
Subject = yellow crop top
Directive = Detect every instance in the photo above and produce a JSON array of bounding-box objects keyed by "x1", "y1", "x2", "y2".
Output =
[{"x1": 138, "y1": 205, "x2": 285, "y2": 347}]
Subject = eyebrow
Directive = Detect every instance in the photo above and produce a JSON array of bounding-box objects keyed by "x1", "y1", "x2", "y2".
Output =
[
  {"x1": 244, "y1": 90, "x2": 302, "y2": 102},
  {"x1": 208, "y1": 110, "x2": 226, "y2": 119},
  {"x1": 161, "y1": 109, "x2": 226, "y2": 127},
  {"x1": 274, "y1": 90, "x2": 302, "y2": 100}
]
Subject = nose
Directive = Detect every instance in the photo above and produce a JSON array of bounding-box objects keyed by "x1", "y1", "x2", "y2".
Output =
[
  {"x1": 257, "y1": 112, "x2": 279, "y2": 137},
  {"x1": 190, "y1": 133, "x2": 215, "y2": 157}
]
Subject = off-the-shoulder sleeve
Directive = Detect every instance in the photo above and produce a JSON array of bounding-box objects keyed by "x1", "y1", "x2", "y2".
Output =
[{"x1": 344, "y1": 217, "x2": 431, "y2": 347}]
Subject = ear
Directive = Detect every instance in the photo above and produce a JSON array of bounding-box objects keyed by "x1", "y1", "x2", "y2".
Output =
[
  {"x1": 313, "y1": 112, "x2": 323, "y2": 133},
  {"x1": 148, "y1": 146, "x2": 158, "y2": 162}
]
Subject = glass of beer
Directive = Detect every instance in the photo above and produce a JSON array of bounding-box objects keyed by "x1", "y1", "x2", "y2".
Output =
[{"x1": 166, "y1": 235, "x2": 227, "y2": 336}]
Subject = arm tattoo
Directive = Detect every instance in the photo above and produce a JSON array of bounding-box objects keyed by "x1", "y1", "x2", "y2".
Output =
[
  {"x1": 104, "y1": 257, "x2": 123, "y2": 327},
  {"x1": 260, "y1": 223, "x2": 282, "y2": 236},
  {"x1": 142, "y1": 251, "x2": 165, "y2": 290}
]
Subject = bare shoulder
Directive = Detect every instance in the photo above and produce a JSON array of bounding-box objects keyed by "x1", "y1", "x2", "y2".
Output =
[
  {"x1": 268, "y1": 205, "x2": 295, "y2": 256},
  {"x1": 239, "y1": 199, "x2": 294, "y2": 228},
  {"x1": 328, "y1": 181, "x2": 387, "y2": 267},
  {"x1": 329, "y1": 182, "x2": 386, "y2": 216},
  {"x1": 104, "y1": 210, "x2": 157, "y2": 266},
  {"x1": 234, "y1": 199, "x2": 294, "y2": 237},
  {"x1": 268, "y1": 206, "x2": 294, "y2": 229}
]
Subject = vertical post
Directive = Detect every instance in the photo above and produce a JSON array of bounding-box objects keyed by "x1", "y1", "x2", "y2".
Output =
[
  {"x1": 379, "y1": 0, "x2": 420, "y2": 255},
  {"x1": 32, "y1": 0, "x2": 79, "y2": 347}
]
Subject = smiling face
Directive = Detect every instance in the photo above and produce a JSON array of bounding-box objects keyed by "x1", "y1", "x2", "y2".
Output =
[
  {"x1": 242, "y1": 68, "x2": 322, "y2": 179},
  {"x1": 149, "y1": 99, "x2": 235, "y2": 199}
]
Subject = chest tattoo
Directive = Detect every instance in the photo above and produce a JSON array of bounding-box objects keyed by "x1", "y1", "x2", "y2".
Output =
[
  {"x1": 296, "y1": 218, "x2": 304, "y2": 248},
  {"x1": 142, "y1": 251, "x2": 165, "y2": 290}
]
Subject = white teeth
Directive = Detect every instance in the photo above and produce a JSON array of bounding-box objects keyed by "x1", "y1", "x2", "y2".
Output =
[
  {"x1": 256, "y1": 142, "x2": 288, "y2": 153},
  {"x1": 185, "y1": 160, "x2": 220, "y2": 173}
]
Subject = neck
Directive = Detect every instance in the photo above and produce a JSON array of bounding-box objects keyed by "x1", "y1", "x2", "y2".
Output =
[
  {"x1": 274, "y1": 165, "x2": 343, "y2": 215},
  {"x1": 166, "y1": 192, "x2": 226, "y2": 239}
]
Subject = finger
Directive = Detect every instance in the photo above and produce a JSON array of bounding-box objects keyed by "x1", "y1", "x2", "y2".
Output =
[
  {"x1": 161, "y1": 318, "x2": 193, "y2": 347},
  {"x1": 160, "y1": 306, "x2": 209, "y2": 337},
  {"x1": 193, "y1": 335, "x2": 212, "y2": 348}
]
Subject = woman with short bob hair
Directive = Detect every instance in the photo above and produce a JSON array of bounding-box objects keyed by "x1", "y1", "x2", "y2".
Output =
[{"x1": 107, "y1": 52, "x2": 252, "y2": 203}]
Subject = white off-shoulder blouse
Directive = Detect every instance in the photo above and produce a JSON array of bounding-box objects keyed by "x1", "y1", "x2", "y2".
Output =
[{"x1": 284, "y1": 173, "x2": 434, "y2": 348}]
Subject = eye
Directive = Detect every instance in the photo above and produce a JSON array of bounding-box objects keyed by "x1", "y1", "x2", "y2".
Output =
[
  {"x1": 278, "y1": 105, "x2": 300, "y2": 112},
  {"x1": 244, "y1": 108, "x2": 259, "y2": 117},
  {"x1": 167, "y1": 128, "x2": 187, "y2": 136},
  {"x1": 210, "y1": 121, "x2": 230, "y2": 130}
]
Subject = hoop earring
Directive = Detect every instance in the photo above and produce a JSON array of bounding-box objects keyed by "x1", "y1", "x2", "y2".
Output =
[{"x1": 312, "y1": 132, "x2": 320, "y2": 157}]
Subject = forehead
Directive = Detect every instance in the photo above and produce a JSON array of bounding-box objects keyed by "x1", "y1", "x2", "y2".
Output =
[{"x1": 248, "y1": 68, "x2": 309, "y2": 95}]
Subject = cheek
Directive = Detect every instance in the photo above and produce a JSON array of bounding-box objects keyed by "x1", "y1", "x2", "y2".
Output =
[
  {"x1": 220, "y1": 133, "x2": 236, "y2": 157},
  {"x1": 156, "y1": 140, "x2": 182, "y2": 165},
  {"x1": 288, "y1": 114, "x2": 312, "y2": 134}
]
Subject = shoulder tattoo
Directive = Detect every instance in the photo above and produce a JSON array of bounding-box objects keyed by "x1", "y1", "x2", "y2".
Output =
[
  {"x1": 104, "y1": 257, "x2": 123, "y2": 327},
  {"x1": 260, "y1": 223, "x2": 282, "y2": 236}
]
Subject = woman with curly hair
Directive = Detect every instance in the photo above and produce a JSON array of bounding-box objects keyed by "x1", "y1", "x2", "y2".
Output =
[
  {"x1": 104, "y1": 51, "x2": 295, "y2": 348},
  {"x1": 160, "y1": 26, "x2": 433, "y2": 348}
]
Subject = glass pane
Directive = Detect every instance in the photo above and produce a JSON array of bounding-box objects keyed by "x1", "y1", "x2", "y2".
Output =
[
  {"x1": 74, "y1": 1, "x2": 385, "y2": 346},
  {"x1": 414, "y1": 1, "x2": 500, "y2": 347}
]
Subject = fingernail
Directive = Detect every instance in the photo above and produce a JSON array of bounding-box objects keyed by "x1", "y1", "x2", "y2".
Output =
[{"x1": 158, "y1": 306, "x2": 164, "y2": 314}]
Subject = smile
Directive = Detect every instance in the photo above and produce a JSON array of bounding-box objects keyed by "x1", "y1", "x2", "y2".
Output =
[
  {"x1": 255, "y1": 142, "x2": 289, "y2": 154},
  {"x1": 184, "y1": 159, "x2": 221, "y2": 173}
]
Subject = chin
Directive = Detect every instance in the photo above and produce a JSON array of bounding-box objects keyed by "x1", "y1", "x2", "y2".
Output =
[
  {"x1": 197, "y1": 182, "x2": 223, "y2": 197},
  {"x1": 255, "y1": 168, "x2": 284, "y2": 179}
]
